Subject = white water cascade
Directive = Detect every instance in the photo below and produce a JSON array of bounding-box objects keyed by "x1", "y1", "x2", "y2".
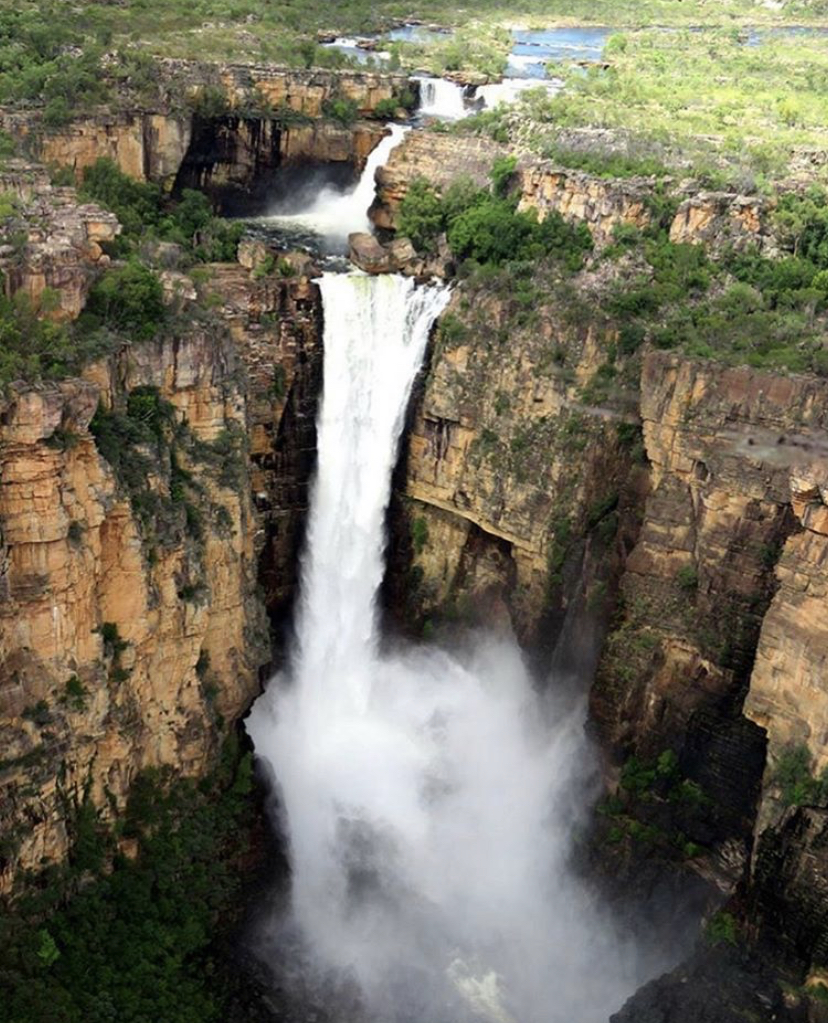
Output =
[
  {"x1": 414, "y1": 75, "x2": 470, "y2": 119},
  {"x1": 264, "y1": 124, "x2": 407, "y2": 247},
  {"x1": 247, "y1": 271, "x2": 650, "y2": 1022}
]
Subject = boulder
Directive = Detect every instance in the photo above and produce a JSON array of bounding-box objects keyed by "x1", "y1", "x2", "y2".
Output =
[
  {"x1": 348, "y1": 232, "x2": 397, "y2": 274},
  {"x1": 348, "y1": 232, "x2": 453, "y2": 278}
]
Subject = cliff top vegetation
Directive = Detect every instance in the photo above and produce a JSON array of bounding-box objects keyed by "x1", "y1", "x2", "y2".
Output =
[
  {"x1": 454, "y1": 27, "x2": 828, "y2": 188},
  {"x1": 3, "y1": 2, "x2": 828, "y2": 189}
]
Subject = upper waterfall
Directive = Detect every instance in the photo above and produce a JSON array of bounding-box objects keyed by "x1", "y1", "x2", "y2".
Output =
[
  {"x1": 414, "y1": 75, "x2": 471, "y2": 119},
  {"x1": 262, "y1": 125, "x2": 407, "y2": 250}
]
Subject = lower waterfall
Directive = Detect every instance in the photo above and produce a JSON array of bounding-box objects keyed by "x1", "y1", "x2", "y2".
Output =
[{"x1": 247, "y1": 272, "x2": 643, "y2": 1023}]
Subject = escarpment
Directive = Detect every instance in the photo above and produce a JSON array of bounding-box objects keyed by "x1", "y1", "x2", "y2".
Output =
[
  {"x1": 0, "y1": 168, "x2": 326, "y2": 891},
  {"x1": 0, "y1": 335, "x2": 268, "y2": 890},
  {"x1": 371, "y1": 128, "x2": 779, "y2": 251},
  {"x1": 386, "y1": 269, "x2": 644, "y2": 660},
  {"x1": 2, "y1": 63, "x2": 416, "y2": 211}
]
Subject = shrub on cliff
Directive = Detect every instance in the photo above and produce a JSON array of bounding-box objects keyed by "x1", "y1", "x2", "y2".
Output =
[
  {"x1": 80, "y1": 160, "x2": 243, "y2": 261},
  {"x1": 399, "y1": 168, "x2": 592, "y2": 270},
  {"x1": 0, "y1": 291, "x2": 118, "y2": 385},
  {"x1": 80, "y1": 158, "x2": 164, "y2": 240},
  {"x1": 448, "y1": 200, "x2": 592, "y2": 269},
  {"x1": 322, "y1": 95, "x2": 359, "y2": 126},
  {"x1": 84, "y1": 262, "x2": 165, "y2": 339},
  {"x1": 397, "y1": 178, "x2": 448, "y2": 252}
]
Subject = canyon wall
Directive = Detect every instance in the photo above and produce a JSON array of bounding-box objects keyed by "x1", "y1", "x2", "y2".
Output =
[
  {"x1": 3, "y1": 64, "x2": 414, "y2": 196},
  {"x1": 390, "y1": 265, "x2": 641, "y2": 660},
  {"x1": 0, "y1": 173, "x2": 325, "y2": 890},
  {"x1": 0, "y1": 330, "x2": 268, "y2": 890}
]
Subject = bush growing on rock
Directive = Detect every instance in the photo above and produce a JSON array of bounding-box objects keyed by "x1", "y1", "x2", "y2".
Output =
[
  {"x1": 84, "y1": 262, "x2": 165, "y2": 339},
  {"x1": 399, "y1": 164, "x2": 592, "y2": 270},
  {"x1": 80, "y1": 159, "x2": 243, "y2": 261}
]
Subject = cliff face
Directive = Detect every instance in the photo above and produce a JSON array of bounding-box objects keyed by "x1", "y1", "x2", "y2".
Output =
[
  {"x1": 0, "y1": 329, "x2": 268, "y2": 891},
  {"x1": 4, "y1": 65, "x2": 413, "y2": 197},
  {"x1": 373, "y1": 131, "x2": 656, "y2": 243},
  {"x1": 372, "y1": 130, "x2": 777, "y2": 252},
  {"x1": 372, "y1": 133, "x2": 502, "y2": 231},
  {"x1": 388, "y1": 264, "x2": 644, "y2": 665},
  {"x1": 745, "y1": 451, "x2": 828, "y2": 831},
  {"x1": 174, "y1": 117, "x2": 385, "y2": 211},
  {"x1": 205, "y1": 256, "x2": 323, "y2": 626},
  {"x1": 0, "y1": 169, "x2": 120, "y2": 319},
  {"x1": 395, "y1": 261, "x2": 828, "y2": 929},
  {"x1": 0, "y1": 172, "x2": 325, "y2": 890}
]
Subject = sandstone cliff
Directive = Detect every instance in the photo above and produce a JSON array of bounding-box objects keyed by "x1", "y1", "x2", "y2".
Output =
[
  {"x1": 0, "y1": 177, "x2": 325, "y2": 890},
  {"x1": 0, "y1": 328, "x2": 269, "y2": 891},
  {"x1": 0, "y1": 166, "x2": 120, "y2": 319},
  {"x1": 3, "y1": 64, "x2": 414, "y2": 200},
  {"x1": 371, "y1": 129, "x2": 778, "y2": 251},
  {"x1": 393, "y1": 264, "x2": 641, "y2": 656}
]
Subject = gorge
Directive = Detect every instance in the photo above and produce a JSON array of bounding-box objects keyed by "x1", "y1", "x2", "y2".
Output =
[
  {"x1": 247, "y1": 270, "x2": 649, "y2": 1023},
  {"x1": 2, "y1": 10, "x2": 828, "y2": 1021}
]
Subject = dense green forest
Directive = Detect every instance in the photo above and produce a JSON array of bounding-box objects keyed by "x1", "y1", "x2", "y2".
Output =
[{"x1": 0, "y1": 740, "x2": 259, "y2": 1023}]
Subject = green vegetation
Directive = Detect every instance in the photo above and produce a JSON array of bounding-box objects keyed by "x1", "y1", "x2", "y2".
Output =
[
  {"x1": 89, "y1": 384, "x2": 246, "y2": 555},
  {"x1": 588, "y1": 206, "x2": 828, "y2": 376},
  {"x1": 0, "y1": 292, "x2": 122, "y2": 386},
  {"x1": 774, "y1": 743, "x2": 828, "y2": 808},
  {"x1": 705, "y1": 910, "x2": 740, "y2": 947},
  {"x1": 0, "y1": 739, "x2": 255, "y2": 1023},
  {"x1": 676, "y1": 565, "x2": 699, "y2": 592},
  {"x1": 322, "y1": 95, "x2": 359, "y2": 126},
  {"x1": 541, "y1": 141, "x2": 669, "y2": 180},
  {"x1": 79, "y1": 159, "x2": 244, "y2": 262},
  {"x1": 0, "y1": 158, "x2": 251, "y2": 387},
  {"x1": 455, "y1": 28, "x2": 828, "y2": 187},
  {"x1": 84, "y1": 262, "x2": 166, "y2": 340},
  {"x1": 399, "y1": 162, "x2": 592, "y2": 269},
  {"x1": 411, "y1": 515, "x2": 429, "y2": 554}
]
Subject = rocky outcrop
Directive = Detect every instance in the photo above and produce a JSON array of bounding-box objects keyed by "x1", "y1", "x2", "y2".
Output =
[
  {"x1": 745, "y1": 462, "x2": 828, "y2": 830},
  {"x1": 371, "y1": 132, "x2": 503, "y2": 230},
  {"x1": 393, "y1": 267, "x2": 643, "y2": 654},
  {"x1": 518, "y1": 164, "x2": 655, "y2": 244},
  {"x1": 371, "y1": 130, "x2": 655, "y2": 243},
  {"x1": 670, "y1": 191, "x2": 774, "y2": 253},
  {"x1": 173, "y1": 116, "x2": 385, "y2": 210},
  {"x1": 175, "y1": 61, "x2": 414, "y2": 120},
  {"x1": 204, "y1": 259, "x2": 323, "y2": 626},
  {"x1": 0, "y1": 180, "x2": 324, "y2": 891},
  {"x1": 347, "y1": 232, "x2": 447, "y2": 276},
  {"x1": 371, "y1": 131, "x2": 783, "y2": 252},
  {"x1": 3, "y1": 64, "x2": 414, "y2": 195},
  {"x1": 0, "y1": 170, "x2": 120, "y2": 319}
]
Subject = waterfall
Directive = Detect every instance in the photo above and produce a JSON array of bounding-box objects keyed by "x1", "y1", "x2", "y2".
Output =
[
  {"x1": 475, "y1": 76, "x2": 564, "y2": 110},
  {"x1": 247, "y1": 272, "x2": 650, "y2": 1022},
  {"x1": 414, "y1": 75, "x2": 471, "y2": 119},
  {"x1": 264, "y1": 124, "x2": 407, "y2": 247}
]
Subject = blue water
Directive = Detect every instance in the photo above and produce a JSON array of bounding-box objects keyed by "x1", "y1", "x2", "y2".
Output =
[
  {"x1": 511, "y1": 27, "x2": 611, "y2": 62},
  {"x1": 387, "y1": 24, "x2": 452, "y2": 43},
  {"x1": 321, "y1": 23, "x2": 828, "y2": 81},
  {"x1": 320, "y1": 38, "x2": 388, "y2": 64},
  {"x1": 744, "y1": 24, "x2": 828, "y2": 45}
]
